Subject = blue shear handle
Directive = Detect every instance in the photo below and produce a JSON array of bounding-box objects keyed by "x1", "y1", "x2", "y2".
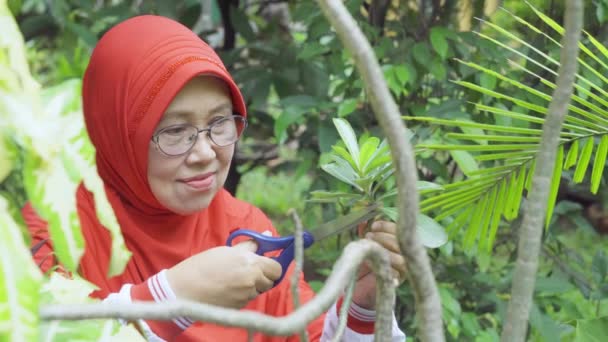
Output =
[{"x1": 226, "y1": 229, "x2": 315, "y2": 287}]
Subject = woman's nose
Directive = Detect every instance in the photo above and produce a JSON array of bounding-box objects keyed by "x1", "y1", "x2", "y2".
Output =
[{"x1": 186, "y1": 133, "x2": 216, "y2": 163}]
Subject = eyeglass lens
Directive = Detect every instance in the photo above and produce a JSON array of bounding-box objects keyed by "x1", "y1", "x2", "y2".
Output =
[{"x1": 156, "y1": 115, "x2": 245, "y2": 155}]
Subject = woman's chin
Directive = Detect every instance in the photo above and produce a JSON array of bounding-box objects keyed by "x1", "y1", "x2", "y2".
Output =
[{"x1": 169, "y1": 192, "x2": 215, "y2": 215}]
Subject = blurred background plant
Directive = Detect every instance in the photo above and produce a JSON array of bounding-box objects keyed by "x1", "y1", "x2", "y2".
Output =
[{"x1": 2, "y1": 0, "x2": 608, "y2": 341}]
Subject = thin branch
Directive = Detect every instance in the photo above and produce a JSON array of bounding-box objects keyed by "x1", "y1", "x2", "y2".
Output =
[
  {"x1": 288, "y1": 209, "x2": 308, "y2": 342},
  {"x1": 501, "y1": 1, "x2": 584, "y2": 341},
  {"x1": 40, "y1": 240, "x2": 394, "y2": 337},
  {"x1": 315, "y1": 1, "x2": 444, "y2": 341},
  {"x1": 330, "y1": 275, "x2": 357, "y2": 342}
]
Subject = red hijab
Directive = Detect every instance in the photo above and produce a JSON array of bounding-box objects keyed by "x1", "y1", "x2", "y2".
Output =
[{"x1": 76, "y1": 14, "x2": 251, "y2": 294}]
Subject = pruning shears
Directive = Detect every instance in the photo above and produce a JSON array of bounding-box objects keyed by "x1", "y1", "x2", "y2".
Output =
[{"x1": 226, "y1": 204, "x2": 379, "y2": 287}]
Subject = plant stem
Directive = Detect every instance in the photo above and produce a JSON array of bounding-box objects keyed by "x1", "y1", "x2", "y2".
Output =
[
  {"x1": 40, "y1": 240, "x2": 394, "y2": 338},
  {"x1": 500, "y1": 1, "x2": 583, "y2": 341},
  {"x1": 315, "y1": 1, "x2": 444, "y2": 341},
  {"x1": 288, "y1": 209, "x2": 309, "y2": 341}
]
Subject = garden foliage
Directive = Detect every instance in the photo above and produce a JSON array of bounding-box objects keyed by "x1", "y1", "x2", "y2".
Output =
[{"x1": 1, "y1": 0, "x2": 607, "y2": 341}]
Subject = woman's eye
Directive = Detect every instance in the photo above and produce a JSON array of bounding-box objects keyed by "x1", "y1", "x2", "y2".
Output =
[
  {"x1": 163, "y1": 126, "x2": 188, "y2": 136},
  {"x1": 209, "y1": 116, "x2": 228, "y2": 125}
]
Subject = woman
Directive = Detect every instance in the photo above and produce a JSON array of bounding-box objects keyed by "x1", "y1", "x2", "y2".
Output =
[{"x1": 23, "y1": 15, "x2": 406, "y2": 341}]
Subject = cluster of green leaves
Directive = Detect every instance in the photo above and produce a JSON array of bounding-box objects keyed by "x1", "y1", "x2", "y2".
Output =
[
  {"x1": 396, "y1": 2, "x2": 608, "y2": 341},
  {"x1": 310, "y1": 118, "x2": 448, "y2": 248},
  {"x1": 3, "y1": 0, "x2": 608, "y2": 340},
  {"x1": 409, "y1": 3, "x2": 608, "y2": 254}
]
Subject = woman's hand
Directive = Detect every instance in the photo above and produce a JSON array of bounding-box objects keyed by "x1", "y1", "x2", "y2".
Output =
[
  {"x1": 352, "y1": 221, "x2": 407, "y2": 310},
  {"x1": 166, "y1": 240, "x2": 282, "y2": 309}
]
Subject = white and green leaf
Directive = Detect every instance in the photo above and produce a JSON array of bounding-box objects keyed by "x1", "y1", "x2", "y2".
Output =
[{"x1": 0, "y1": 195, "x2": 42, "y2": 342}]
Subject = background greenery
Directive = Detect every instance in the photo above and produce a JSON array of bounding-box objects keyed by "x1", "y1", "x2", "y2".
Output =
[{"x1": 2, "y1": 0, "x2": 608, "y2": 341}]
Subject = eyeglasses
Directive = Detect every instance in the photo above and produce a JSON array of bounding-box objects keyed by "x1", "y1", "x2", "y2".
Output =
[{"x1": 152, "y1": 115, "x2": 247, "y2": 156}]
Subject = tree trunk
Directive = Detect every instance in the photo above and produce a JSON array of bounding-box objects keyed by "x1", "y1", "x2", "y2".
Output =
[
  {"x1": 500, "y1": 1, "x2": 583, "y2": 341},
  {"x1": 483, "y1": 0, "x2": 500, "y2": 17},
  {"x1": 219, "y1": 0, "x2": 239, "y2": 50},
  {"x1": 369, "y1": 0, "x2": 391, "y2": 29},
  {"x1": 458, "y1": 0, "x2": 473, "y2": 31},
  {"x1": 316, "y1": 1, "x2": 445, "y2": 341}
]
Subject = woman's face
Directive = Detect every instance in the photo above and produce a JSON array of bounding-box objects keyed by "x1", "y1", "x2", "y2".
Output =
[{"x1": 148, "y1": 76, "x2": 235, "y2": 215}]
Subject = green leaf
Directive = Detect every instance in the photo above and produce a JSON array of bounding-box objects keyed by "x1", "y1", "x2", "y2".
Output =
[
  {"x1": 508, "y1": 166, "x2": 527, "y2": 219},
  {"x1": 80, "y1": 164, "x2": 131, "y2": 277},
  {"x1": 573, "y1": 138, "x2": 594, "y2": 183},
  {"x1": 487, "y1": 178, "x2": 507, "y2": 251},
  {"x1": 478, "y1": 186, "x2": 497, "y2": 252},
  {"x1": 331, "y1": 145, "x2": 358, "y2": 171},
  {"x1": 381, "y1": 210, "x2": 447, "y2": 248},
  {"x1": 405, "y1": 116, "x2": 545, "y2": 135},
  {"x1": 332, "y1": 118, "x2": 360, "y2": 169},
  {"x1": 480, "y1": 73, "x2": 497, "y2": 90},
  {"x1": 449, "y1": 150, "x2": 479, "y2": 177},
  {"x1": 446, "y1": 133, "x2": 542, "y2": 143},
  {"x1": 591, "y1": 250, "x2": 607, "y2": 285},
  {"x1": 445, "y1": 208, "x2": 471, "y2": 239},
  {"x1": 421, "y1": 181, "x2": 495, "y2": 212},
  {"x1": 574, "y1": 316, "x2": 608, "y2": 342},
  {"x1": 417, "y1": 181, "x2": 444, "y2": 192},
  {"x1": 430, "y1": 27, "x2": 449, "y2": 59},
  {"x1": 420, "y1": 144, "x2": 538, "y2": 152},
  {"x1": 309, "y1": 191, "x2": 362, "y2": 203},
  {"x1": 23, "y1": 153, "x2": 84, "y2": 272},
  {"x1": 503, "y1": 172, "x2": 520, "y2": 221},
  {"x1": 545, "y1": 145, "x2": 564, "y2": 229},
  {"x1": 0, "y1": 195, "x2": 42, "y2": 342},
  {"x1": 321, "y1": 162, "x2": 363, "y2": 191},
  {"x1": 412, "y1": 42, "x2": 431, "y2": 67},
  {"x1": 363, "y1": 140, "x2": 391, "y2": 173},
  {"x1": 475, "y1": 151, "x2": 535, "y2": 162},
  {"x1": 393, "y1": 65, "x2": 410, "y2": 85},
  {"x1": 358, "y1": 137, "x2": 380, "y2": 173},
  {"x1": 64, "y1": 21, "x2": 98, "y2": 47},
  {"x1": 525, "y1": 159, "x2": 536, "y2": 191},
  {"x1": 229, "y1": 5, "x2": 255, "y2": 41},
  {"x1": 528, "y1": 3, "x2": 564, "y2": 35},
  {"x1": 0, "y1": 132, "x2": 16, "y2": 182},
  {"x1": 590, "y1": 135, "x2": 608, "y2": 194},
  {"x1": 337, "y1": 98, "x2": 358, "y2": 117},
  {"x1": 274, "y1": 106, "x2": 307, "y2": 144},
  {"x1": 463, "y1": 195, "x2": 486, "y2": 249},
  {"x1": 535, "y1": 275, "x2": 575, "y2": 295},
  {"x1": 564, "y1": 139, "x2": 579, "y2": 170},
  {"x1": 39, "y1": 274, "x2": 145, "y2": 341}
]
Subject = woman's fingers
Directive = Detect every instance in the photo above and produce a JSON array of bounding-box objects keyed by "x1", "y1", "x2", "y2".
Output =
[
  {"x1": 254, "y1": 270, "x2": 275, "y2": 294},
  {"x1": 365, "y1": 221, "x2": 408, "y2": 283},
  {"x1": 258, "y1": 256, "x2": 283, "y2": 281},
  {"x1": 370, "y1": 221, "x2": 397, "y2": 234},
  {"x1": 365, "y1": 231, "x2": 400, "y2": 254}
]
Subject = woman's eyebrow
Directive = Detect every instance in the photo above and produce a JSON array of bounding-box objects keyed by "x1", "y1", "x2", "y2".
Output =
[
  {"x1": 209, "y1": 102, "x2": 233, "y2": 114},
  {"x1": 160, "y1": 102, "x2": 233, "y2": 123}
]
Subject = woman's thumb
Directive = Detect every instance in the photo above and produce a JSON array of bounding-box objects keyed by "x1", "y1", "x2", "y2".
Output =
[{"x1": 234, "y1": 239, "x2": 259, "y2": 253}]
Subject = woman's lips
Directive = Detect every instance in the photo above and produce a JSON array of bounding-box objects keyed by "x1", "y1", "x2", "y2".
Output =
[{"x1": 181, "y1": 173, "x2": 215, "y2": 191}]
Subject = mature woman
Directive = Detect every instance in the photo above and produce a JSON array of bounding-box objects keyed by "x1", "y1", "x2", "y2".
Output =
[{"x1": 24, "y1": 15, "x2": 406, "y2": 341}]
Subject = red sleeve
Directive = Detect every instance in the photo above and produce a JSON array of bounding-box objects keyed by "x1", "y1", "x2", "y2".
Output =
[{"x1": 21, "y1": 202, "x2": 61, "y2": 274}]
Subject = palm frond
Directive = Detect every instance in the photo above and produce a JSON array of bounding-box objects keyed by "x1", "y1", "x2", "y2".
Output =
[{"x1": 407, "y1": 2, "x2": 608, "y2": 252}]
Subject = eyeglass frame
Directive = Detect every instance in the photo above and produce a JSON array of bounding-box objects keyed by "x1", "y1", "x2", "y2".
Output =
[{"x1": 151, "y1": 114, "x2": 248, "y2": 156}]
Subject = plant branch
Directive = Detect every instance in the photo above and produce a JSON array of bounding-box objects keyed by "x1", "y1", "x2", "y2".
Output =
[
  {"x1": 315, "y1": 1, "x2": 444, "y2": 341},
  {"x1": 288, "y1": 209, "x2": 308, "y2": 342},
  {"x1": 40, "y1": 240, "x2": 394, "y2": 337},
  {"x1": 501, "y1": 0, "x2": 583, "y2": 341}
]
